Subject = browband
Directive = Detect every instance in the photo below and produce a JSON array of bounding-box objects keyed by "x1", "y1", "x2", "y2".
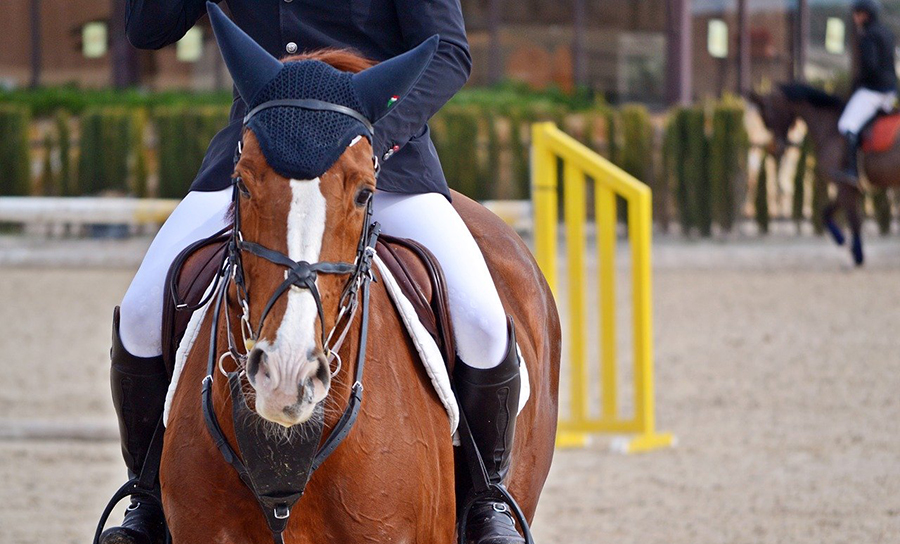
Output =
[{"x1": 243, "y1": 98, "x2": 375, "y2": 137}]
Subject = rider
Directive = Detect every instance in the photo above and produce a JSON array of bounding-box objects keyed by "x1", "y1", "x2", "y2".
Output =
[
  {"x1": 837, "y1": 0, "x2": 898, "y2": 186},
  {"x1": 102, "y1": 2, "x2": 525, "y2": 544}
]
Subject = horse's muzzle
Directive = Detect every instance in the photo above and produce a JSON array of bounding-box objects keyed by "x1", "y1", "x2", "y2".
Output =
[{"x1": 247, "y1": 346, "x2": 331, "y2": 427}]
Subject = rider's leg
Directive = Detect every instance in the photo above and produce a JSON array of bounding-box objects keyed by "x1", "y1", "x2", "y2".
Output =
[
  {"x1": 120, "y1": 188, "x2": 233, "y2": 357},
  {"x1": 837, "y1": 89, "x2": 889, "y2": 186},
  {"x1": 838, "y1": 185, "x2": 866, "y2": 266},
  {"x1": 102, "y1": 188, "x2": 232, "y2": 544},
  {"x1": 372, "y1": 191, "x2": 524, "y2": 544}
]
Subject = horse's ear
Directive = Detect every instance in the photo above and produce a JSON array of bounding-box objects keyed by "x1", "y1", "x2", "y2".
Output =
[
  {"x1": 351, "y1": 35, "x2": 439, "y2": 123},
  {"x1": 207, "y1": 1, "x2": 283, "y2": 104}
]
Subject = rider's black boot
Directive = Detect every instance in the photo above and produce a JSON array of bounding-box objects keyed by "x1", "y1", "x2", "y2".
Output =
[
  {"x1": 836, "y1": 132, "x2": 861, "y2": 187},
  {"x1": 454, "y1": 318, "x2": 524, "y2": 544},
  {"x1": 99, "y1": 307, "x2": 169, "y2": 544}
]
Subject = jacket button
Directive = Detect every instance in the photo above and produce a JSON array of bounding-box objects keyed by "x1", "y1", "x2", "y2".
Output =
[
  {"x1": 286, "y1": 42, "x2": 298, "y2": 54},
  {"x1": 284, "y1": 0, "x2": 293, "y2": 2}
]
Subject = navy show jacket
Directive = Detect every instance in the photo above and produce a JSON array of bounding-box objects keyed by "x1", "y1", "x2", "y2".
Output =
[{"x1": 125, "y1": 0, "x2": 472, "y2": 198}]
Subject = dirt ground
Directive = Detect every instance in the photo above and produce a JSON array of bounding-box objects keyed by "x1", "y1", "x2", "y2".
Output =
[{"x1": 1, "y1": 233, "x2": 899, "y2": 544}]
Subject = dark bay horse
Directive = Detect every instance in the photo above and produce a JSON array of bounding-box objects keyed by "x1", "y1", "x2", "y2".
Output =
[
  {"x1": 160, "y1": 50, "x2": 561, "y2": 544},
  {"x1": 750, "y1": 83, "x2": 899, "y2": 265}
]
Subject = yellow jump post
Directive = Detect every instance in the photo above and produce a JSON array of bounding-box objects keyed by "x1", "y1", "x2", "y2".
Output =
[{"x1": 532, "y1": 122, "x2": 673, "y2": 454}]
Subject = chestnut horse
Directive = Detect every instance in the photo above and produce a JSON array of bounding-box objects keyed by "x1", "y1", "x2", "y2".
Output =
[
  {"x1": 160, "y1": 49, "x2": 561, "y2": 543},
  {"x1": 750, "y1": 83, "x2": 899, "y2": 266}
]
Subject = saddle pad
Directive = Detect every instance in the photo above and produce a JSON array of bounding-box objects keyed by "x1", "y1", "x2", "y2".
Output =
[
  {"x1": 374, "y1": 255, "x2": 530, "y2": 438},
  {"x1": 163, "y1": 256, "x2": 532, "y2": 435},
  {"x1": 863, "y1": 112, "x2": 900, "y2": 153}
]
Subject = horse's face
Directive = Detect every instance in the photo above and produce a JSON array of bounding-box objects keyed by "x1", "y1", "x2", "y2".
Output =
[
  {"x1": 750, "y1": 91, "x2": 796, "y2": 161},
  {"x1": 235, "y1": 131, "x2": 376, "y2": 427}
]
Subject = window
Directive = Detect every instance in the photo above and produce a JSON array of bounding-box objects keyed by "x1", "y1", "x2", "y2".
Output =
[
  {"x1": 177, "y1": 27, "x2": 204, "y2": 62},
  {"x1": 82, "y1": 22, "x2": 107, "y2": 59},
  {"x1": 708, "y1": 19, "x2": 729, "y2": 59}
]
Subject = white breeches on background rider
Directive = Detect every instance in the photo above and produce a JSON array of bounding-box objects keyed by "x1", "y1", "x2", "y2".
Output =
[
  {"x1": 838, "y1": 88, "x2": 897, "y2": 135},
  {"x1": 119, "y1": 188, "x2": 509, "y2": 370}
]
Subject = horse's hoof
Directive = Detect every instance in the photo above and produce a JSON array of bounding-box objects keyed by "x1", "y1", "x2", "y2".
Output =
[
  {"x1": 825, "y1": 221, "x2": 846, "y2": 246},
  {"x1": 852, "y1": 238, "x2": 864, "y2": 267}
]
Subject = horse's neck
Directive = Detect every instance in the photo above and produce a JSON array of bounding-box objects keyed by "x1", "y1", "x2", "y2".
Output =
[{"x1": 795, "y1": 102, "x2": 841, "y2": 153}]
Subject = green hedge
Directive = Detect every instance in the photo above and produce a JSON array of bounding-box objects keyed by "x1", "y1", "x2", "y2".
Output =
[
  {"x1": 0, "y1": 105, "x2": 31, "y2": 196},
  {"x1": 666, "y1": 106, "x2": 708, "y2": 235},
  {"x1": 755, "y1": 153, "x2": 770, "y2": 235},
  {"x1": 0, "y1": 86, "x2": 233, "y2": 117},
  {"x1": 56, "y1": 111, "x2": 73, "y2": 196},
  {"x1": 155, "y1": 106, "x2": 230, "y2": 198},
  {"x1": 791, "y1": 137, "x2": 811, "y2": 231},
  {"x1": 77, "y1": 108, "x2": 137, "y2": 195},
  {"x1": 709, "y1": 99, "x2": 747, "y2": 233},
  {"x1": 871, "y1": 189, "x2": 892, "y2": 235},
  {"x1": 0, "y1": 82, "x2": 599, "y2": 119}
]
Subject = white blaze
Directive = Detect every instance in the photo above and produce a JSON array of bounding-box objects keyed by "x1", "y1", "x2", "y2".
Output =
[{"x1": 270, "y1": 177, "x2": 327, "y2": 373}]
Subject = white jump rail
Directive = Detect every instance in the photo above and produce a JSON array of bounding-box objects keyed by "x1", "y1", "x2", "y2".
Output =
[
  {"x1": 0, "y1": 197, "x2": 532, "y2": 231},
  {"x1": 0, "y1": 197, "x2": 179, "y2": 226}
]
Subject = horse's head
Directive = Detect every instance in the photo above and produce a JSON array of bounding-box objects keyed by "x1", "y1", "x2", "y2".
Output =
[
  {"x1": 749, "y1": 88, "x2": 797, "y2": 161},
  {"x1": 208, "y1": 2, "x2": 437, "y2": 426}
]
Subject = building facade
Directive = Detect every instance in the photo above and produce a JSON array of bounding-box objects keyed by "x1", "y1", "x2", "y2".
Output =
[{"x1": 0, "y1": 0, "x2": 886, "y2": 103}]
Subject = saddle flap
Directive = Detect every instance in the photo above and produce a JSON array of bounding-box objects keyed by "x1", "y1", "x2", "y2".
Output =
[
  {"x1": 862, "y1": 112, "x2": 900, "y2": 153},
  {"x1": 161, "y1": 231, "x2": 230, "y2": 376},
  {"x1": 375, "y1": 235, "x2": 455, "y2": 372}
]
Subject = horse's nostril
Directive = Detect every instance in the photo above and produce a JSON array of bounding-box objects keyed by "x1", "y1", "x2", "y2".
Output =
[
  {"x1": 300, "y1": 377, "x2": 315, "y2": 404},
  {"x1": 247, "y1": 348, "x2": 268, "y2": 384}
]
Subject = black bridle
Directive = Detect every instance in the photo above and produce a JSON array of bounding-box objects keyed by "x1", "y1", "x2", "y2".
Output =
[{"x1": 199, "y1": 98, "x2": 381, "y2": 544}]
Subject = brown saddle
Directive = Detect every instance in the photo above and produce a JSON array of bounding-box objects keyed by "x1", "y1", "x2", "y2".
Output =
[
  {"x1": 862, "y1": 111, "x2": 900, "y2": 153},
  {"x1": 160, "y1": 231, "x2": 455, "y2": 376}
]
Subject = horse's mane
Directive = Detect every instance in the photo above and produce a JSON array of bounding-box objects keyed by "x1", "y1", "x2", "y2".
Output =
[
  {"x1": 778, "y1": 83, "x2": 845, "y2": 111},
  {"x1": 283, "y1": 48, "x2": 376, "y2": 73}
]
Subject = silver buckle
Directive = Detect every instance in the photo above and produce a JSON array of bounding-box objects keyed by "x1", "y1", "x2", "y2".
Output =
[{"x1": 273, "y1": 505, "x2": 290, "y2": 520}]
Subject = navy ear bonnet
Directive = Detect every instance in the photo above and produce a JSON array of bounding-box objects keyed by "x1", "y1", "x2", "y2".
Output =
[
  {"x1": 206, "y1": 1, "x2": 439, "y2": 181},
  {"x1": 245, "y1": 63, "x2": 368, "y2": 181}
]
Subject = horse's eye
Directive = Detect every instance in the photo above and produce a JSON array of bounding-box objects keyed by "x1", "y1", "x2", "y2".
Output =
[{"x1": 355, "y1": 188, "x2": 373, "y2": 208}]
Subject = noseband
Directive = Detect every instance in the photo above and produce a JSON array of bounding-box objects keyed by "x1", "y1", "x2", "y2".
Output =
[{"x1": 200, "y1": 98, "x2": 382, "y2": 544}]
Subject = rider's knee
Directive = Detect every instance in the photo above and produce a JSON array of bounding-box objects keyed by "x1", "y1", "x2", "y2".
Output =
[
  {"x1": 119, "y1": 286, "x2": 165, "y2": 358},
  {"x1": 452, "y1": 296, "x2": 509, "y2": 369}
]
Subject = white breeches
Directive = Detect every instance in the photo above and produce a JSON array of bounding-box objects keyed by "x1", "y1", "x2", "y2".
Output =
[
  {"x1": 119, "y1": 189, "x2": 233, "y2": 357},
  {"x1": 119, "y1": 189, "x2": 509, "y2": 369},
  {"x1": 838, "y1": 88, "x2": 897, "y2": 135},
  {"x1": 371, "y1": 192, "x2": 509, "y2": 368}
]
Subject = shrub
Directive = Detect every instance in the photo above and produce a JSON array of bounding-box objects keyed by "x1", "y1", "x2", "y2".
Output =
[
  {"x1": 791, "y1": 137, "x2": 811, "y2": 231},
  {"x1": 0, "y1": 105, "x2": 31, "y2": 196},
  {"x1": 38, "y1": 133, "x2": 54, "y2": 196},
  {"x1": 667, "y1": 107, "x2": 707, "y2": 235},
  {"x1": 619, "y1": 104, "x2": 652, "y2": 183},
  {"x1": 810, "y1": 152, "x2": 828, "y2": 235},
  {"x1": 507, "y1": 112, "x2": 532, "y2": 200},
  {"x1": 480, "y1": 114, "x2": 502, "y2": 198},
  {"x1": 431, "y1": 107, "x2": 480, "y2": 199},
  {"x1": 709, "y1": 99, "x2": 747, "y2": 233},
  {"x1": 56, "y1": 111, "x2": 73, "y2": 196},
  {"x1": 871, "y1": 189, "x2": 892, "y2": 235},
  {"x1": 77, "y1": 108, "x2": 134, "y2": 195},
  {"x1": 155, "y1": 106, "x2": 230, "y2": 198},
  {"x1": 755, "y1": 153, "x2": 770, "y2": 235}
]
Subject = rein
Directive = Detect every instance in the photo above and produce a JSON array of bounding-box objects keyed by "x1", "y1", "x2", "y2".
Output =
[{"x1": 199, "y1": 183, "x2": 379, "y2": 544}]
